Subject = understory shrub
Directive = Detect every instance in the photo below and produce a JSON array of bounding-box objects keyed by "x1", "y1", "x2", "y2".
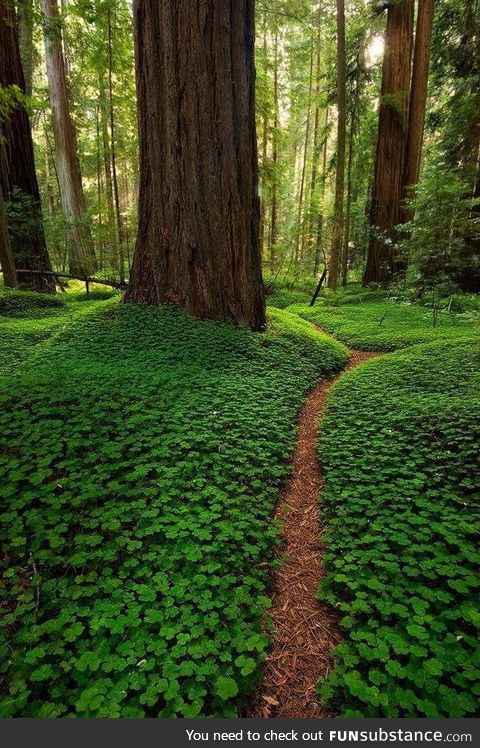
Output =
[
  {"x1": 319, "y1": 341, "x2": 480, "y2": 717},
  {"x1": 0, "y1": 302, "x2": 348, "y2": 717}
]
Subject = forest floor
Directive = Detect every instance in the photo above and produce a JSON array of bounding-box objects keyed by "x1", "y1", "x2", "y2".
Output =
[
  {"x1": 0, "y1": 282, "x2": 479, "y2": 718},
  {"x1": 248, "y1": 349, "x2": 379, "y2": 718}
]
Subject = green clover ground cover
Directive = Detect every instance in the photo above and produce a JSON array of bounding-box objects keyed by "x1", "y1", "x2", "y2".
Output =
[
  {"x1": 0, "y1": 290, "x2": 119, "y2": 374},
  {"x1": 266, "y1": 288, "x2": 311, "y2": 309},
  {"x1": 0, "y1": 300, "x2": 348, "y2": 717},
  {"x1": 318, "y1": 340, "x2": 480, "y2": 716},
  {"x1": 290, "y1": 300, "x2": 479, "y2": 350}
]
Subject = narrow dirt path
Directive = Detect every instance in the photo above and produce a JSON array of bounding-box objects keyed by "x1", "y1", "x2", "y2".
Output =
[{"x1": 246, "y1": 349, "x2": 380, "y2": 718}]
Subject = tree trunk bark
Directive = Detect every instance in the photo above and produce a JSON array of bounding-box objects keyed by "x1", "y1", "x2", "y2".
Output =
[
  {"x1": 0, "y1": 0, "x2": 54, "y2": 292},
  {"x1": 259, "y1": 19, "x2": 268, "y2": 258},
  {"x1": 40, "y1": 0, "x2": 96, "y2": 276},
  {"x1": 342, "y1": 49, "x2": 363, "y2": 286},
  {"x1": 269, "y1": 28, "x2": 279, "y2": 269},
  {"x1": 402, "y1": 0, "x2": 435, "y2": 222},
  {"x1": 363, "y1": 0, "x2": 414, "y2": 285},
  {"x1": 296, "y1": 43, "x2": 314, "y2": 266},
  {"x1": 126, "y1": 0, "x2": 265, "y2": 331},
  {"x1": 17, "y1": 0, "x2": 34, "y2": 97},
  {"x1": 307, "y1": 24, "x2": 322, "y2": 259},
  {"x1": 328, "y1": 0, "x2": 346, "y2": 290},
  {"x1": 99, "y1": 75, "x2": 116, "y2": 270},
  {"x1": 313, "y1": 106, "x2": 329, "y2": 277},
  {"x1": 107, "y1": 6, "x2": 125, "y2": 283},
  {"x1": 95, "y1": 103, "x2": 105, "y2": 272},
  {"x1": 342, "y1": 111, "x2": 355, "y2": 286}
]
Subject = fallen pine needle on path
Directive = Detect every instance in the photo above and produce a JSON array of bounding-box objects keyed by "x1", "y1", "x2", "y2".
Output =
[{"x1": 246, "y1": 349, "x2": 380, "y2": 718}]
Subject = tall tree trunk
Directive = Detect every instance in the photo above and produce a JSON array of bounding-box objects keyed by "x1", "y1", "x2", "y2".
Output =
[
  {"x1": 269, "y1": 28, "x2": 279, "y2": 269},
  {"x1": 342, "y1": 111, "x2": 355, "y2": 286},
  {"x1": 99, "y1": 77, "x2": 115, "y2": 240},
  {"x1": 313, "y1": 106, "x2": 329, "y2": 277},
  {"x1": 95, "y1": 103, "x2": 104, "y2": 272},
  {"x1": 259, "y1": 19, "x2": 268, "y2": 258},
  {"x1": 40, "y1": 0, "x2": 96, "y2": 275},
  {"x1": 107, "y1": 5, "x2": 124, "y2": 282},
  {"x1": 328, "y1": 0, "x2": 346, "y2": 290},
  {"x1": 126, "y1": 0, "x2": 265, "y2": 331},
  {"x1": 295, "y1": 43, "x2": 314, "y2": 267},
  {"x1": 402, "y1": 0, "x2": 435, "y2": 222},
  {"x1": 0, "y1": 0, "x2": 54, "y2": 292},
  {"x1": 0, "y1": 184, "x2": 17, "y2": 288},
  {"x1": 17, "y1": 0, "x2": 34, "y2": 97},
  {"x1": 307, "y1": 25, "x2": 322, "y2": 257},
  {"x1": 342, "y1": 51, "x2": 363, "y2": 286},
  {"x1": 363, "y1": 0, "x2": 414, "y2": 285},
  {"x1": 44, "y1": 139, "x2": 56, "y2": 215}
]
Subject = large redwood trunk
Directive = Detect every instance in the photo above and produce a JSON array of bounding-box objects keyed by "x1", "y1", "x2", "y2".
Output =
[
  {"x1": 402, "y1": 0, "x2": 435, "y2": 222},
  {"x1": 40, "y1": 0, "x2": 96, "y2": 276},
  {"x1": 125, "y1": 0, "x2": 266, "y2": 331},
  {"x1": 0, "y1": 0, "x2": 54, "y2": 292},
  {"x1": 363, "y1": 0, "x2": 414, "y2": 285}
]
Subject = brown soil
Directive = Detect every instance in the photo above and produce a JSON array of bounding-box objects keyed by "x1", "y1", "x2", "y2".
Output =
[{"x1": 246, "y1": 349, "x2": 380, "y2": 718}]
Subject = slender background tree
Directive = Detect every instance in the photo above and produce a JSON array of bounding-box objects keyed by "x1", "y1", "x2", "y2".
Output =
[
  {"x1": 328, "y1": 0, "x2": 346, "y2": 289},
  {"x1": 40, "y1": 0, "x2": 96, "y2": 275}
]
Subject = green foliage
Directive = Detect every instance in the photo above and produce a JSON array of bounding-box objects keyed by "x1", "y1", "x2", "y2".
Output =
[
  {"x1": 291, "y1": 299, "x2": 479, "y2": 350},
  {"x1": 318, "y1": 340, "x2": 480, "y2": 717},
  {"x1": 264, "y1": 274, "x2": 316, "y2": 308},
  {"x1": 267, "y1": 288, "x2": 311, "y2": 308},
  {"x1": 267, "y1": 283, "x2": 389, "y2": 310},
  {"x1": 70, "y1": 289, "x2": 120, "y2": 303},
  {"x1": 0, "y1": 290, "x2": 66, "y2": 318},
  {"x1": 0, "y1": 291, "x2": 116, "y2": 374},
  {"x1": 443, "y1": 294, "x2": 480, "y2": 315},
  {"x1": 0, "y1": 83, "x2": 28, "y2": 120},
  {"x1": 0, "y1": 317, "x2": 64, "y2": 373},
  {"x1": 402, "y1": 155, "x2": 480, "y2": 291},
  {"x1": 319, "y1": 285, "x2": 390, "y2": 306},
  {"x1": 4, "y1": 189, "x2": 45, "y2": 264},
  {"x1": 0, "y1": 300, "x2": 348, "y2": 717}
]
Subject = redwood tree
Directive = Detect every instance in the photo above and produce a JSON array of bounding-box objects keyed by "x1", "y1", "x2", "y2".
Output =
[
  {"x1": 40, "y1": 0, "x2": 96, "y2": 275},
  {"x1": 402, "y1": 0, "x2": 436, "y2": 222},
  {"x1": 125, "y1": 0, "x2": 265, "y2": 330},
  {"x1": 0, "y1": 0, "x2": 54, "y2": 292},
  {"x1": 363, "y1": 0, "x2": 414, "y2": 285}
]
